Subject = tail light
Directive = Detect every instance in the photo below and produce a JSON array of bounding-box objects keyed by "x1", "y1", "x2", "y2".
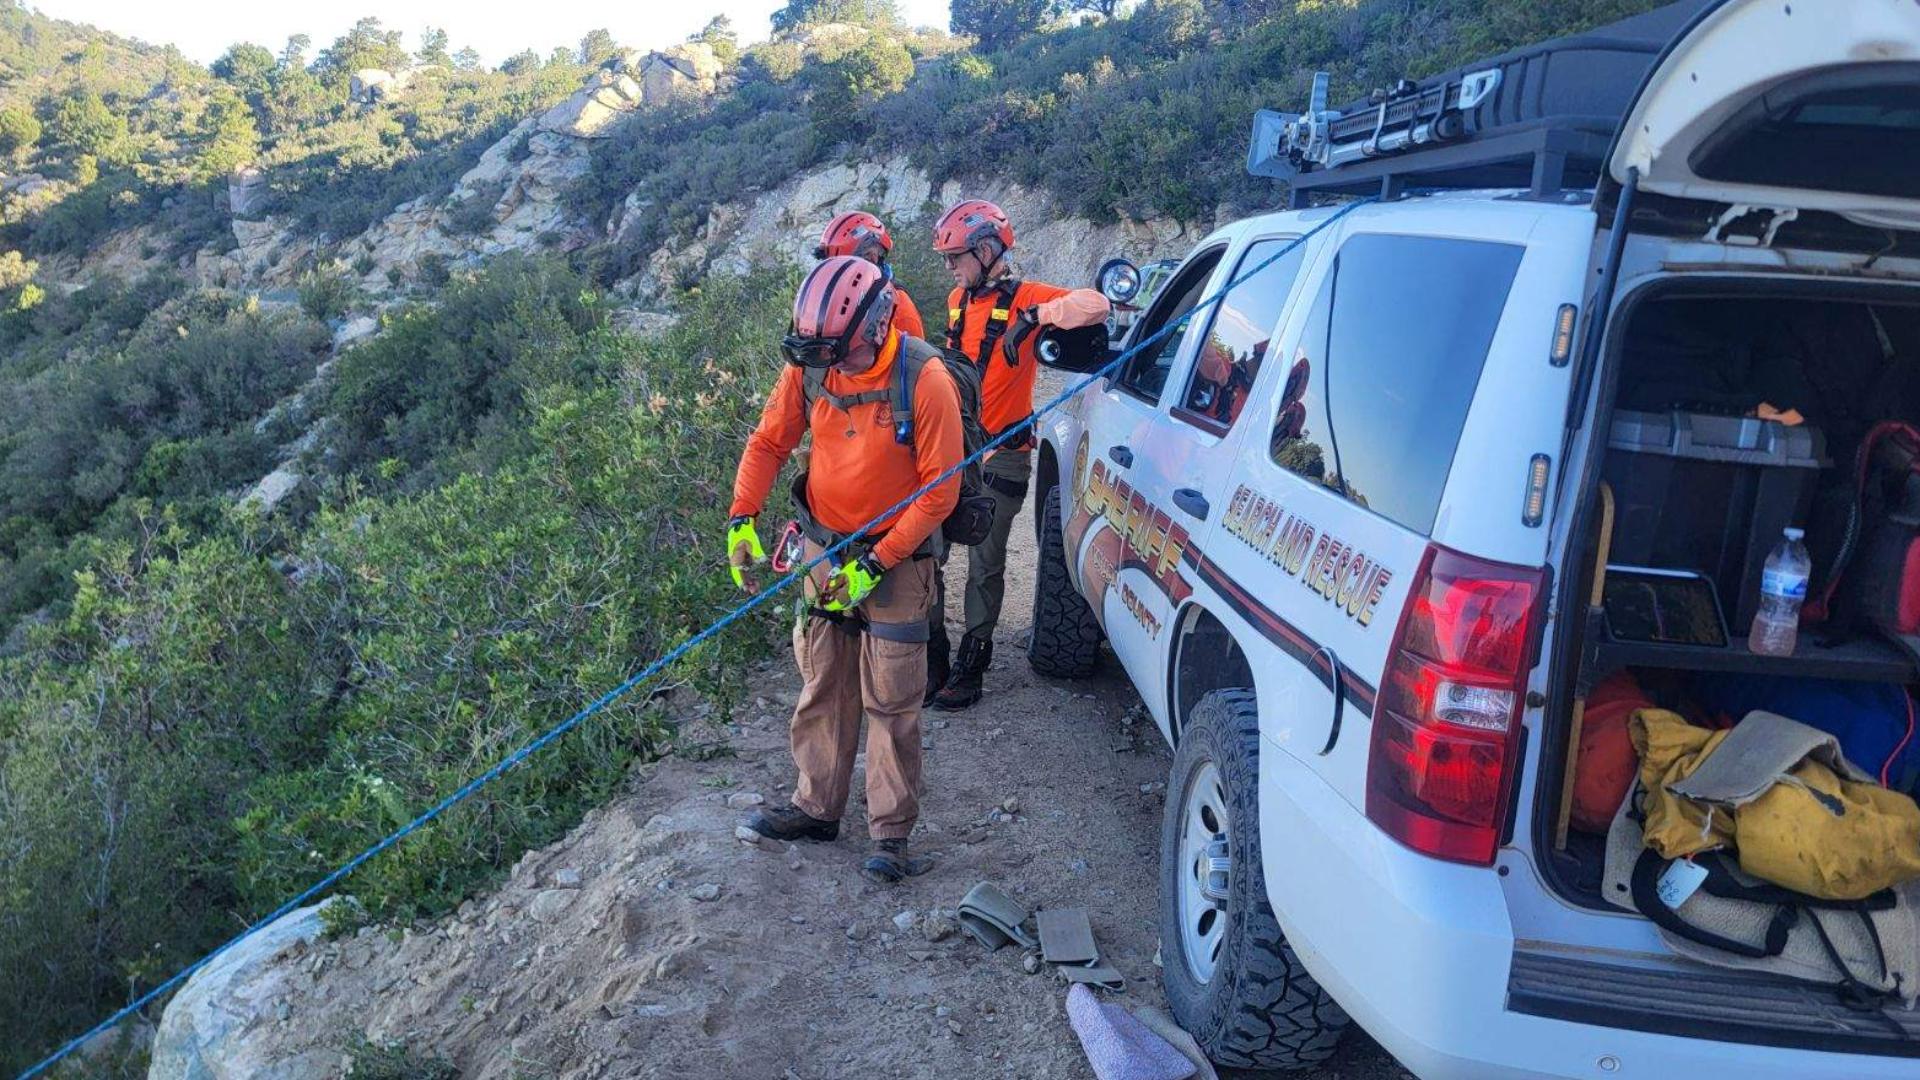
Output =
[{"x1": 1366, "y1": 545, "x2": 1544, "y2": 865}]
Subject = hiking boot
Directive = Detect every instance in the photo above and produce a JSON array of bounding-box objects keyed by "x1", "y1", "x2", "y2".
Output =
[
  {"x1": 861, "y1": 837, "x2": 927, "y2": 884},
  {"x1": 745, "y1": 803, "x2": 839, "y2": 843},
  {"x1": 924, "y1": 622, "x2": 952, "y2": 708},
  {"x1": 931, "y1": 634, "x2": 992, "y2": 711}
]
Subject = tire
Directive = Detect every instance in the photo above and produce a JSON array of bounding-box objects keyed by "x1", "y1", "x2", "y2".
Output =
[
  {"x1": 1160, "y1": 688, "x2": 1349, "y2": 1071},
  {"x1": 1027, "y1": 484, "x2": 1103, "y2": 678}
]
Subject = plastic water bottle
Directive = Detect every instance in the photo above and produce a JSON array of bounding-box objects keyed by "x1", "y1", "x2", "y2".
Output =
[{"x1": 1750, "y1": 527, "x2": 1811, "y2": 657}]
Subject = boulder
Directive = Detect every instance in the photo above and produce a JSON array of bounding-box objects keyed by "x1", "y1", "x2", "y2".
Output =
[
  {"x1": 231, "y1": 217, "x2": 279, "y2": 251},
  {"x1": 331, "y1": 315, "x2": 379, "y2": 351},
  {"x1": 640, "y1": 44, "x2": 723, "y2": 104},
  {"x1": 228, "y1": 166, "x2": 267, "y2": 217},
  {"x1": 242, "y1": 467, "x2": 301, "y2": 513},
  {"x1": 2, "y1": 172, "x2": 50, "y2": 197},
  {"x1": 349, "y1": 69, "x2": 412, "y2": 104},
  {"x1": 148, "y1": 899, "x2": 348, "y2": 1079},
  {"x1": 539, "y1": 83, "x2": 639, "y2": 139}
]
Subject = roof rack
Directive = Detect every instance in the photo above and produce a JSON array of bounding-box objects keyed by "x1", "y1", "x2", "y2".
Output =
[{"x1": 1248, "y1": 0, "x2": 1713, "y2": 206}]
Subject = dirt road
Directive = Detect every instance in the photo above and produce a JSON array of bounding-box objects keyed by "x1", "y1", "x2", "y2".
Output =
[{"x1": 234, "y1": 487, "x2": 1410, "y2": 1079}]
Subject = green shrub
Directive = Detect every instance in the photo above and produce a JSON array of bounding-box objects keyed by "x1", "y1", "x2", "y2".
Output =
[
  {"x1": 325, "y1": 255, "x2": 608, "y2": 479},
  {"x1": 343, "y1": 1037, "x2": 457, "y2": 1080},
  {"x1": 0, "y1": 103, "x2": 41, "y2": 161},
  {"x1": 298, "y1": 267, "x2": 363, "y2": 321}
]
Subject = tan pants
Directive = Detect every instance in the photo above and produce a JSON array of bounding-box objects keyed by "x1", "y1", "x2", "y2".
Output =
[{"x1": 789, "y1": 540, "x2": 935, "y2": 840}]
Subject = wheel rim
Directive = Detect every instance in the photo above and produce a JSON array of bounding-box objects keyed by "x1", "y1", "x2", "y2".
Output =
[{"x1": 1176, "y1": 759, "x2": 1232, "y2": 985}]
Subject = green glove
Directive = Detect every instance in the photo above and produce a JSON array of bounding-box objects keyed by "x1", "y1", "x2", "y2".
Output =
[
  {"x1": 727, "y1": 515, "x2": 765, "y2": 592},
  {"x1": 822, "y1": 553, "x2": 885, "y2": 612}
]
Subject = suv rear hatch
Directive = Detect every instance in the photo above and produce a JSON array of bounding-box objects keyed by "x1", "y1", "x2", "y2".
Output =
[{"x1": 1522, "y1": 0, "x2": 1920, "y2": 1057}]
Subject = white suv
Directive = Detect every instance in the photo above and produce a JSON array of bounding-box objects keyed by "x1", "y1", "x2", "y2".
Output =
[{"x1": 1028, "y1": 1, "x2": 1920, "y2": 1076}]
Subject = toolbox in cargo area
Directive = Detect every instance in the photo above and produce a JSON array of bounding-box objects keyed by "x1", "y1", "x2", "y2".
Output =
[{"x1": 1603, "y1": 409, "x2": 1827, "y2": 630}]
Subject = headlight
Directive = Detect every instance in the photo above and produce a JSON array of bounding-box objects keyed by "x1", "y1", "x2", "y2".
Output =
[{"x1": 1097, "y1": 258, "x2": 1141, "y2": 305}]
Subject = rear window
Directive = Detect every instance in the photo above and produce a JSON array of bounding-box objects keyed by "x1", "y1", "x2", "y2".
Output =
[
  {"x1": 1692, "y1": 68, "x2": 1920, "y2": 200},
  {"x1": 1270, "y1": 233, "x2": 1523, "y2": 534}
]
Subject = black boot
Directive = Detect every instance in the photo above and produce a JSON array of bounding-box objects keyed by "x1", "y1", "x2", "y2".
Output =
[
  {"x1": 745, "y1": 803, "x2": 840, "y2": 843},
  {"x1": 925, "y1": 621, "x2": 952, "y2": 708},
  {"x1": 932, "y1": 634, "x2": 992, "y2": 711},
  {"x1": 861, "y1": 838, "x2": 932, "y2": 883}
]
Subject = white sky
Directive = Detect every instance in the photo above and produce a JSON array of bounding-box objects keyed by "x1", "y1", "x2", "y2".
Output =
[{"x1": 35, "y1": 0, "x2": 955, "y2": 66}]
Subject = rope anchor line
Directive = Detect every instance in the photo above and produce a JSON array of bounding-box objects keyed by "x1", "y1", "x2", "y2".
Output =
[{"x1": 18, "y1": 197, "x2": 1372, "y2": 1080}]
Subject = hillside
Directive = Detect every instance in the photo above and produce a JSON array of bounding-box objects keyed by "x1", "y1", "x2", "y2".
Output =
[{"x1": 0, "y1": 0, "x2": 1668, "y2": 1074}]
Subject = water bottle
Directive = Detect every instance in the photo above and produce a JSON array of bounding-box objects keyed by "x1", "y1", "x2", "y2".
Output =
[{"x1": 1749, "y1": 527, "x2": 1810, "y2": 657}]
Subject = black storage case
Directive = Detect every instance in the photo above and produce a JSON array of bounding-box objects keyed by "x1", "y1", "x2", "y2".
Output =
[
  {"x1": 1270, "y1": 0, "x2": 1713, "y2": 202},
  {"x1": 1603, "y1": 409, "x2": 1827, "y2": 632}
]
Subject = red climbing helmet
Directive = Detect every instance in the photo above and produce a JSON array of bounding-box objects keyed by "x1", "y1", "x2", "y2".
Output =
[
  {"x1": 783, "y1": 255, "x2": 896, "y2": 369},
  {"x1": 814, "y1": 210, "x2": 893, "y2": 262},
  {"x1": 932, "y1": 198, "x2": 1014, "y2": 256}
]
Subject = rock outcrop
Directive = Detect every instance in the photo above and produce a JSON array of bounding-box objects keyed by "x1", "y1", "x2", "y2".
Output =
[
  {"x1": 349, "y1": 68, "x2": 413, "y2": 104},
  {"x1": 227, "y1": 166, "x2": 267, "y2": 217},
  {"x1": 619, "y1": 154, "x2": 1201, "y2": 301},
  {"x1": 639, "y1": 43, "x2": 725, "y2": 103},
  {"x1": 345, "y1": 114, "x2": 597, "y2": 289},
  {"x1": 148, "y1": 899, "x2": 347, "y2": 1080},
  {"x1": 539, "y1": 74, "x2": 647, "y2": 139}
]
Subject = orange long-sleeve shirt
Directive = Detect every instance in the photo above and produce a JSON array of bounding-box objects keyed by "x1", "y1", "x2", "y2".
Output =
[
  {"x1": 892, "y1": 286, "x2": 925, "y2": 340},
  {"x1": 730, "y1": 332, "x2": 961, "y2": 568},
  {"x1": 945, "y1": 280, "x2": 1109, "y2": 435}
]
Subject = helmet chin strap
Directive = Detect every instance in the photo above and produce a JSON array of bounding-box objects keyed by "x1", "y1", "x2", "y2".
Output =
[{"x1": 974, "y1": 241, "x2": 1009, "y2": 288}]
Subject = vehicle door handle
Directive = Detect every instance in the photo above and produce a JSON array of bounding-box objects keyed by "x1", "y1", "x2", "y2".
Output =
[
  {"x1": 1172, "y1": 488, "x2": 1209, "y2": 520},
  {"x1": 1108, "y1": 445, "x2": 1134, "y2": 468}
]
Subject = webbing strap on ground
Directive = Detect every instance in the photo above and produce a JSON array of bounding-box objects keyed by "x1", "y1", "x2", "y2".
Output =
[{"x1": 18, "y1": 196, "x2": 1370, "y2": 1079}]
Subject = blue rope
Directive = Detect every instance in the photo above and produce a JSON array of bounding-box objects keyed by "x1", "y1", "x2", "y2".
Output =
[{"x1": 17, "y1": 197, "x2": 1370, "y2": 1080}]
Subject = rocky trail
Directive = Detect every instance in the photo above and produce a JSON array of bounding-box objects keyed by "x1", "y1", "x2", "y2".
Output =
[{"x1": 150, "y1": 476, "x2": 1408, "y2": 1080}]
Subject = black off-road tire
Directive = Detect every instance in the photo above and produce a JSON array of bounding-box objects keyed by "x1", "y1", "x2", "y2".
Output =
[
  {"x1": 1160, "y1": 689, "x2": 1349, "y2": 1070},
  {"x1": 1027, "y1": 484, "x2": 1103, "y2": 678}
]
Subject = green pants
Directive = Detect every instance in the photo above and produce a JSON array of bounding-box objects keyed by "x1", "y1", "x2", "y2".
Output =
[{"x1": 956, "y1": 449, "x2": 1031, "y2": 643}]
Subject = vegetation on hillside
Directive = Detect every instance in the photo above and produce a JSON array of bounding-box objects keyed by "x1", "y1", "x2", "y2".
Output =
[
  {"x1": 0, "y1": 3, "x2": 599, "y2": 275},
  {"x1": 582, "y1": 0, "x2": 1666, "y2": 276},
  {"x1": 0, "y1": 277, "x2": 329, "y2": 630},
  {"x1": 0, "y1": 262, "x2": 786, "y2": 1075}
]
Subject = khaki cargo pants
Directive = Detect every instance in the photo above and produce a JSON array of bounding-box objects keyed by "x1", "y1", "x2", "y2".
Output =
[{"x1": 788, "y1": 539, "x2": 935, "y2": 840}]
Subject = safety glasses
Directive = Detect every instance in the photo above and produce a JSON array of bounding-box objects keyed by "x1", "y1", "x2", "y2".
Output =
[{"x1": 780, "y1": 333, "x2": 844, "y2": 369}]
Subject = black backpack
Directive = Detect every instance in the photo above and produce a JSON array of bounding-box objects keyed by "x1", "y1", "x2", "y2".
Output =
[{"x1": 799, "y1": 335, "x2": 995, "y2": 547}]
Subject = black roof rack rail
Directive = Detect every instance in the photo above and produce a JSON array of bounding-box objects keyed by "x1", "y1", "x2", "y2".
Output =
[{"x1": 1247, "y1": 0, "x2": 1714, "y2": 206}]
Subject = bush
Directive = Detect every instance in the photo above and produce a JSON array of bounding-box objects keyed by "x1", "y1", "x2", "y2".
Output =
[
  {"x1": 0, "y1": 103, "x2": 40, "y2": 160},
  {"x1": 325, "y1": 255, "x2": 609, "y2": 479},
  {"x1": 298, "y1": 267, "x2": 363, "y2": 321}
]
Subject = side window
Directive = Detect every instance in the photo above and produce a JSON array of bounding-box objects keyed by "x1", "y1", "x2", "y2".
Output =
[
  {"x1": 1269, "y1": 278, "x2": 1339, "y2": 492},
  {"x1": 1175, "y1": 237, "x2": 1307, "y2": 433},
  {"x1": 1270, "y1": 233, "x2": 1524, "y2": 534},
  {"x1": 1116, "y1": 249, "x2": 1224, "y2": 403}
]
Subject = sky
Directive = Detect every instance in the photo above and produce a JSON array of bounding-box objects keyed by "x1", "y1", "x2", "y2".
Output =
[{"x1": 36, "y1": 0, "x2": 955, "y2": 66}]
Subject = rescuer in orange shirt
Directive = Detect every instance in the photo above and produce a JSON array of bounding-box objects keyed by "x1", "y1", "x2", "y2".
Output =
[
  {"x1": 927, "y1": 198, "x2": 1109, "y2": 710},
  {"x1": 727, "y1": 256, "x2": 962, "y2": 884},
  {"x1": 814, "y1": 210, "x2": 924, "y2": 339}
]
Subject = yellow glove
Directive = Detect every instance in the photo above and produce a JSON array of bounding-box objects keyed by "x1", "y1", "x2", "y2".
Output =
[
  {"x1": 821, "y1": 553, "x2": 884, "y2": 612},
  {"x1": 727, "y1": 515, "x2": 765, "y2": 592}
]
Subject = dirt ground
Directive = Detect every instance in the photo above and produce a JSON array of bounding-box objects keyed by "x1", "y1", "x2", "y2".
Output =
[{"x1": 239, "y1": 491, "x2": 1411, "y2": 1080}]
